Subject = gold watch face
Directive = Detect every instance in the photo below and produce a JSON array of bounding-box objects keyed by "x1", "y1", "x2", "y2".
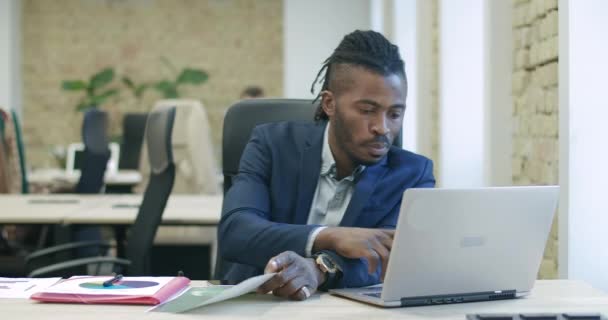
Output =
[{"x1": 316, "y1": 255, "x2": 336, "y2": 274}]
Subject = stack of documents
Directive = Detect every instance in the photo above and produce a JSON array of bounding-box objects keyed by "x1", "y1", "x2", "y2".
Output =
[
  {"x1": 30, "y1": 276, "x2": 190, "y2": 305},
  {"x1": 0, "y1": 278, "x2": 61, "y2": 298}
]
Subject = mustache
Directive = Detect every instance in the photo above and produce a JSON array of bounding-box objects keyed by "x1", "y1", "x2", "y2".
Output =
[{"x1": 366, "y1": 135, "x2": 390, "y2": 146}]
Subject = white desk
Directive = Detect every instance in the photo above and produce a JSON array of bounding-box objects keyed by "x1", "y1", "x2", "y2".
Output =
[
  {"x1": 0, "y1": 195, "x2": 82, "y2": 224},
  {"x1": 0, "y1": 194, "x2": 222, "y2": 226},
  {"x1": 28, "y1": 169, "x2": 142, "y2": 186},
  {"x1": 62, "y1": 194, "x2": 222, "y2": 226},
  {"x1": 0, "y1": 280, "x2": 607, "y2": 319}
]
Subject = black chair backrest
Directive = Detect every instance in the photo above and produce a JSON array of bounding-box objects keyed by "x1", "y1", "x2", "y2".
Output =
[
  {"x1": 76, "y1": 109, "x2": 110, "y2": 194},
  {"x1": 221, "y1": 98, "x2": 403, "y2": 195},
  {"x1": 222, "y1": 99, "x2": 316, "y2": 194},
  {"x1": 118, "y1": 113, "x2": 148, "y2": 170},
  {"x1": 125, "y1": 106, "x2": 176, "y2": 276}
]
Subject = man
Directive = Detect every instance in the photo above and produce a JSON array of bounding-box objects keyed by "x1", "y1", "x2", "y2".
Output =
[
  {"x1": 218, "y1": 30, "x2": 435, "y2": 301},
  {"x1": 240, "y1": 85, "x2": 265, "y2": 99}
]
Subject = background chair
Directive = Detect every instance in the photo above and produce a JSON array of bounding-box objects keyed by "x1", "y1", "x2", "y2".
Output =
[
  {"x1": 0, "y1": 109, "x2": 33, "y2": 276},
  {"x1": 26, "y1": 105, "x2": 178, "y2": 277},
  {"x1": 105, "y1": 113, "x2": 148, "y2": 194},
  {"x1": 138, "y1": 99, "x2": 219, "y2": 195},
  {"x1": 70, "y1": 109, "x2": 111, "y2": 258},
  {"x1": 137, "y1": 99, "x2": 220, "y2": 279},
  {"x1": 118, "y1": 113, "x2": 148, "y2": 171}
]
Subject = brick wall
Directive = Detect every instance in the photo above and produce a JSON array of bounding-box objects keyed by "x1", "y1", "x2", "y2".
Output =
[
  {"x1": 430, "y1": 0, "x2": 441, "y2": 185},
  {"x1": 512, "y1": 0, "x2": 559, "y2": 278},
  {"x1": 21, "y1": 0, "x2": 283, "y2": 168}
]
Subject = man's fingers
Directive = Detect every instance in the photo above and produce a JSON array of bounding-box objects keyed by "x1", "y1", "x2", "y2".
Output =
[
  {"x1": 264, "y1": 251, "x2": 297, "y2": 274},
  {"x1": 381, "y1": 229, "x2": 396, "y2": 238},
  {"x1": 290, "y1": 285, "x2": 312, "y2": 301},
  {"x1": 258, "y1": 260, "x2": 299, "y2": 294},
  {"x1": 372, "y1": 241, "x2": 390, "y2": 280},
  {"x1": 258, "y1": 268, "x2": 299, "y2": 294},
  {"x1": 364, "y1": 248, "x2": 380, "y2": 275},
  {"x1": 376, "y1": 231, "x2": 394, "y2": 251},
  {"x1": 273, "y1": 276, "x2": 306, "y2": 298}
]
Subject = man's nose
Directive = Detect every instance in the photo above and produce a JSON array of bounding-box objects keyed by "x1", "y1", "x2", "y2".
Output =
[{"x1": 371, "y1": 113, "x2": 389, "y2": 136}]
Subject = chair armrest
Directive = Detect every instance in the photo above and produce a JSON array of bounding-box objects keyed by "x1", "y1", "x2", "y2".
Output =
[
  {"x1": 25, "y1": 240, "x2": 111, "y2": 264},
  {"x1": 27, "y1": 256, "x2": 131, "y2": 278}
]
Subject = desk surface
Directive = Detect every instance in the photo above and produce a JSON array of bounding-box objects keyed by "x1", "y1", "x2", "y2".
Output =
[
  {"x1": 28, "y1": 169, "x2": 142, "y2": 186},
  {"x1": 1, "y1": 280, "x2": 607, "y2": 320},
  {"x1": 0, "y1": 194, "x2": 222, "y2": 226},
  {"x1": 64, "y1": 194, "x2": 223, "y2": 225}
]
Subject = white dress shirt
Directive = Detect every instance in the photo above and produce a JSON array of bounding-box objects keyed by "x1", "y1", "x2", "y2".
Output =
[{"x1": 304, "y1": 124, "x2": 365, "y2": 256}]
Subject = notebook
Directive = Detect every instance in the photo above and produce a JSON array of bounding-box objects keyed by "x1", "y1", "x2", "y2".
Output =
[{"x1": 30, "y1": 276, "x2": 190, "y2": 305}]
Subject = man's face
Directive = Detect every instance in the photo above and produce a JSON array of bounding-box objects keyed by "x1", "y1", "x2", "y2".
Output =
[{"x1": 322, "y1": 66, "x2": 406, "y2": 167}]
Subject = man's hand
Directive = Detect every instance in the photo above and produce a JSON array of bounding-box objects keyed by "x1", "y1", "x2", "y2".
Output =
[
  {"x1": 313, "y1": 227, "x2": 394, "y2": 279},
  {"x1": 257, "y1": 251, "x2": 326, "y2": 301}
]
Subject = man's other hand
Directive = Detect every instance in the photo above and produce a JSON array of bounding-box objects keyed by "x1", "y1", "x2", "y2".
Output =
[
  {"x1": 313, "y1": 227, "x2": 394, "y2": 279},
  {"x1": 257, "y1": 251, "x2": 326, "y2": 301}
]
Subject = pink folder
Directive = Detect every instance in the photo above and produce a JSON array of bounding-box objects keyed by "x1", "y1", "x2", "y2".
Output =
[{"x1": 30, "y1": 276, "x2": 190, "y2": 305}]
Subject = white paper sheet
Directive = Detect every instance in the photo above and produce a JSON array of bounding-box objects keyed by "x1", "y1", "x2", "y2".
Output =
[
  {"x1": 42, "y1": 276, "x2": 173, "y2": 296},
  {"x1": 0, "y1": 277, "x2": 61, "y2": 298},
  {"x1": 151, "y1": 273, "x2": 276, "y2": 313}
]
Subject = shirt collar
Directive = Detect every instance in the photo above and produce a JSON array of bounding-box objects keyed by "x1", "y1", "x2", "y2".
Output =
[{"x1": 320, "y1": 123, "x2": 365, "y2": 181}]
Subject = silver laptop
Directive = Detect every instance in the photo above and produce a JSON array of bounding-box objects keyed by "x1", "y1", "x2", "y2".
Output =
[{"x1": 330, "y1": 186, "x2": 559, "y2": 307}]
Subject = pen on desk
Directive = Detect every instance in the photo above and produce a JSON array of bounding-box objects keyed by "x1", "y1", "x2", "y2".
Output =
[{"x1": 102, "y1": 274, "x2": 123, "y2": 287}]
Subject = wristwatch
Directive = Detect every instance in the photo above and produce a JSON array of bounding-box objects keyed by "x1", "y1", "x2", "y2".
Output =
[{"x1": 313, "y1": 253, "x2": 342, "y2": 291}]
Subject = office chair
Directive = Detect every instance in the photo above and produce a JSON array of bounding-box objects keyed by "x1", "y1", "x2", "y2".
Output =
[
  {"x1": 118, "y1": 113, "x2": 148, "y2": 171},
  {"x1": 215, "y1": 99, "x2": 313, "y2": 279},
  {"x1": 10, "y1": 109, "x2": 28, "y2": 194},
  {"x1": 102, "y1": 112, "x2": 148, "y2": 194},
  {"x1": 26, "y1": 105, "x2": 178, "y2": 277},
  {"x1": 138, "y1": 99, "x2": 220, "y2": 195},
  {"x1": 137, "y1": 99, "x2": 220, "y2": 279},
  {"x1": 71, "y1": 109, "x2": 112, "y2": 257}
]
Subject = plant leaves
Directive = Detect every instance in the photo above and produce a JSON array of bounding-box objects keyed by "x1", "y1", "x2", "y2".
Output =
[
  {"x1": 134, "y1": 84, "x2": 149, "y2": 98},
  {"x1": 90, "y1": 68, "x2": 115, "y2": 91},
  {"x1": 163, "y1": 87, "x2": 179, "y2": 98},
  {"x1": 62, "y1": 80, "x2": 87, "y2": 91},
  {"x1": 76, "y1": 100, "x2": 93, "y2": 111},
  {"x1": 122, "y1": 76, "x2": 135, "y2": 89},
  {"x1": 154, "y1": 80, "x2": 174, "y2": 91},
  {"x1": 177, "y1": 68, "x2": 208, "y2": 85},
  {"x1": 90, "y1": 88, "x2": 119, "y2": 106},
  {"x1": 154, "y1": 80, "x2": 178, "y2": 98}
]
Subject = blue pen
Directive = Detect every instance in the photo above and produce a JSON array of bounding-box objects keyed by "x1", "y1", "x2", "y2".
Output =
[{"x1": 102, "y1": 274, "x2": 123, "y2": 287}]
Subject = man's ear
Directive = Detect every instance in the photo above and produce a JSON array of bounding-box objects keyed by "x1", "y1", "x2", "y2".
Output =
[{"x1": 321, "y1": 90, "x2": 336, "y2": 117}]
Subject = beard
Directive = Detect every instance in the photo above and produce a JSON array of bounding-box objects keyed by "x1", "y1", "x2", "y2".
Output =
[{"x1": 332, "y1": 104, "x2": 389, "y2": 167}]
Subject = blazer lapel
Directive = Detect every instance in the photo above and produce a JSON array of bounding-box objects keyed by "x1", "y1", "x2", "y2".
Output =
[
  {"x1": 340, "y1": 157, "x2": 389, "y2": 227},
  {"x1": 294, "y1": 122, "x2": 326, "y2": 224}
]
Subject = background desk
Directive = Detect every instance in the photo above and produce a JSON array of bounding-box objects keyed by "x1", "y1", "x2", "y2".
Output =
[
  {"x1": 0, "y1": 194, "x2": 223, "y2": 278},
  {"x1": 1, "y1": 280, "x2": 607, "y2": 319},
  {"x1": 0, "y1": 194, "x2": 222, "y2": 226},
  {"x1": 28, "y1": 169, "x2": 143, "y2": 186}
]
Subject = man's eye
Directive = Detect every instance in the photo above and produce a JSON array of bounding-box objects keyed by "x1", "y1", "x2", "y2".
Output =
[
  {"x1": 360, "y1": 109, "x2": 373, "y2": 114},
  {"x1": 389, "y1": 112, "x2": 402, "y2": 119}
]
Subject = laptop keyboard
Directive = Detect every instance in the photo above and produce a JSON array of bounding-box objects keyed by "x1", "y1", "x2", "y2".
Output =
[{"x1": 467, "y1": 314, "x2": 605, "y2": 320}]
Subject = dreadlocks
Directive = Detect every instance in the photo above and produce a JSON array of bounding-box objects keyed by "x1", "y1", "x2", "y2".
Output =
[{"x1": 310, "y1": 30, "x2": 406, "y2": 121}]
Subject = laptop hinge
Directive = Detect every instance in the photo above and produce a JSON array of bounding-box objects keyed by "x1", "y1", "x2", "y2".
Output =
[{"x1": 400, "y1": 290, "x2": 517, "y2": 307}]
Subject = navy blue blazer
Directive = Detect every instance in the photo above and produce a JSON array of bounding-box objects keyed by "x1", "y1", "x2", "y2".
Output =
[{"x1": 218, "y1": 121, "x2": 435, "y2": 288}]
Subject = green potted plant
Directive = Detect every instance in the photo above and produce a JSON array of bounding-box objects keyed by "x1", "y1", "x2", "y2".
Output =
[
  {"x1": 61, "y1": 67, "x2": 118, "y2": 111},
  {"x1": 152, "y1": 56, "x2": 209, "y2": 98}
]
